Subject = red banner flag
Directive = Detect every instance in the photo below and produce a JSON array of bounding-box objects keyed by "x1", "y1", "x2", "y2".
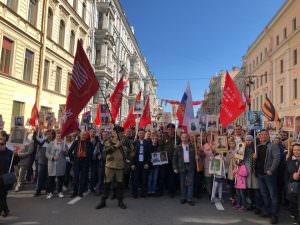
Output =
[
  {"x1": 220, "y1": 72, "x2": 246, "y2": 127},
  {"x1": 109, "y1": 77, "x2": 125, "y2": 123},
  {"x1": 123, "y1": 91, "x2": 142, "y2": 131},
  {"x1": 29, "y1": 102, "x2": 39, "y2": 127},
  {"x1": 139, "y1": 96, "x2": 151, "y2": 128},
  {"x1": 61, "y1": 41, "x2": 99, "y2": 138},
  {"x1": 94, "y1": 104, "x2": 101, "y2": 126}
]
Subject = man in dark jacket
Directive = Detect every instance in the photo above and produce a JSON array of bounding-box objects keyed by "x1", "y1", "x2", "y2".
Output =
[
  {"x1": 254, "y1": 129, "x2": 280, "y2": 224},
  {"x1": 158, "y1": 123, "x2": 177, "y2": 197},
  {"x1": 0, "y1": 131, "x2": 13, "y2": 217},
  {"x1": 131, "y1": 129, "x2": 151, "y2": 198},
  {"x1": 69, "y1": 131, "x2": 93, "y2": 197},
  {"x1": 173, "y1": 132, "x2": 195, "y2": 206}
]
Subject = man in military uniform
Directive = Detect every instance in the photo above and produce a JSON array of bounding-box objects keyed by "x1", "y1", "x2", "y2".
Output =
[
  {"x1": 96, "y1": 126, "x2": 127, "y2": 209},
  {"x1": 158, "y1": 123, "x2": 177, "y2": 197}
]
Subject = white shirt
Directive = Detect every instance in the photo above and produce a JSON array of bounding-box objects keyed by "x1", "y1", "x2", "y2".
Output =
[
  {"x1": 182, "y1": 144, "x2": 190, "y2": 163},
  {"x1": 139, "y1": 140, "x2": 144, "y2": 162}
]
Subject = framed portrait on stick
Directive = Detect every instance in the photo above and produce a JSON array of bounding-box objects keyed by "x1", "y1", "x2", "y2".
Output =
[
  {"x1": 209, "y1": 155, "x2": 225, "y2": 176},
  {"x1": 235, "y1": 142, "x2": 246, "y2": 160},
  {"x1": 206, "y1": 115, "x2": 219, "y2": 132},
  {"x1": 151, "y1": 151, "x2": 168, "y2": 166},
  {"x1": 283, "y1": 116, "x2": 295, "y2": 132},
  {"x1": 188, "y1": 119, "x2": 199, "y2": 134},
  {"x1": 134, "y1": 100, "x2": 143, "y2": 115},
  {"x1": 215, "y1": 136, "x2": 228, "y2": 153}
]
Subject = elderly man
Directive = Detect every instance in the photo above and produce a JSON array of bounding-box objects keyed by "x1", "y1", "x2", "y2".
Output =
[
  {"x1": 254, "y1": 129, "x2": 280, "y2": 224},
  {"x1": 69, "y1": 131, "x2": 93, "y2": 198},
  {"x1": 173, "y1": 133, "x2": 195, "y2": 206}
]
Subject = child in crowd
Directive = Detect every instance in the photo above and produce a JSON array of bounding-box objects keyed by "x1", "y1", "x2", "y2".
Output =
[
  {"x1": 210, "y1": 153, "x2": 227, "y2": 204},
  {"x1": 233, "y1": 160, "x2": 248, "y2": 211}
]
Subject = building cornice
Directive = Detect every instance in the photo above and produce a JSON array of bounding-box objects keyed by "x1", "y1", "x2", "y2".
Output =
[{"x1": 245, "y1": 0, "x2": 294, "y2": 58}]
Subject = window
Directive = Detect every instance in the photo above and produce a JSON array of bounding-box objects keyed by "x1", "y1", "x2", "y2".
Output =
[
  {"x1": 294, "y1": 79, "x2": 298, "y2": 99},
  {"x1": 43, "y1": 60, "x2": 49, "y2": 88},
  {"x1": 293, "y1": 17, "x2": 297, "y2": 31},
  {"x1": 0, "y1": 37, "x2": 13, "y2": 75},
  {"x1": 98, "y1": 13, "x2": 103, "y2": 29},
  {"x1": 7, "y1": 0, "x2": 18, "y2": 12},
  {"x1": 257, "y1": 78, "x2": 259, "y2": 88},
  {"x1": 47, "y1": 8, "x2": 53, "y2": 38},
  {"x1": 261, "y1": 75, "x2": 263, "y2": 86},
  {"x1": 260, "y1": 95, "x2": 263, "y2": 107},
  {"x1": 283, "y1": 27, "x2": 287, "y2": 39},
  {"x1": 265, "y1": 72, "x2": 268, "y2": 83},
  {"x1": 256, "y1": 56, "x2": 258, "y2": 65},
  {"x1": 265, "y1": 48, "x2": 268, "y2": 57},
  {"x1": 59, "y1": 20, "x2": 65, "y2": 47},
  {"x1": 260, "y1": 52, "x2": 263, "y2": 62},
  {"x1": 280, "y1": 85, "x2": 284, "y2": 103},
  {"x1": 70, "y1": 30, "x2": 75, "y2": 55},
  {"x1": 28, "y1": 0, "x2": 38, "y2": 26},
  {"x1": 23, "y1": 49, "x2": 34, "y2": 82},
  {"x1": 276, "y1": 35, "x2": 280, "y2": 46},
  {"x1": 129, "y1": 81, "x2": 133, "y2": 94},
  {"x1": 294, "y1": 49, "x2": 298, "y2": 65},
  {"x1": 73, "y1": 0, "x2": 77, "y2": 11},
  {"x1": 66, "y1": 72, "x2": 71, "y2": 95},
  {"x1": 253, "y1": 80, "x2": 255, "y2": 90},
  {"x1": 55, "y1": 66, "x2": 62, "y2": 93},
  {"x1": 11, "y1": 101, "x2": 25, "y2": 127},
  {"x1": 82, "y1": 2, "x2": 86, "y2": 22},
  {"x1": 280, "y1": 59, "x2": 284, "y2": 73},
  {"x1": 256, "y1": 96, "x2": 259, "y2": 110}
]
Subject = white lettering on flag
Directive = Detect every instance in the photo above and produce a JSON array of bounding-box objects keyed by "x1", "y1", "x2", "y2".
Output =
[{"x1": 71, "y1": 62, "x2": 88, "y2": 89}]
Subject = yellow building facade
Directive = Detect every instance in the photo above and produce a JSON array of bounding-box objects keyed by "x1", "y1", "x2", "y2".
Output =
[
  {"x1": 0, "y1": 0, "x2": 93, "y2": 131},
  {"x1": 244, "y1": 0, "x2": 300, "y2": 132}
]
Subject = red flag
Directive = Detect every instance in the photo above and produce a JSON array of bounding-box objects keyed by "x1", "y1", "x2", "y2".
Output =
[
  {"x1": 61, "y1": 41, "x2": 99, "y2": 138},
  {"x1": 220, "y1": 72, "x2": 246, "y2": 127},
  {"x1": 94, "y1": 104, "x2": 101, "y2": 126},
  {"x1": 176, "y1": 104, "x2": 184, "y2": 126},
  {"x1": 123, "y1": 91, "x2": 142, "y2": 131},
  {"x1": 139, "y1": 96, "x2": 151, "y2": 128},
  {"x1": 109, "y1": 77, "x2": 125, "y2": 123},
  {"x1": 29, "y1": 102, "x2": 39, "y2": 127}
]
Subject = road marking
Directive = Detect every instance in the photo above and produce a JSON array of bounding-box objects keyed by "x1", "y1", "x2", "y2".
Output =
[
  {"x1": 179, "y1": 217, "x2": 240, "y2": 224},
  {"x1": 10, "y1": 222, "x2": 40, "y2": 225},
  {"x1": 67, "y1": 192, "x2": 89, "y2": 205},
  {"x1": 215, "y1": 201, "x2": 224, "y2": 211}
]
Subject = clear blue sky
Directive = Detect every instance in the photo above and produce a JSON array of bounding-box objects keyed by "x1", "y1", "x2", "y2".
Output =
[{"x1": 120, "y1": 0, "x2": 285, "y2": 112}]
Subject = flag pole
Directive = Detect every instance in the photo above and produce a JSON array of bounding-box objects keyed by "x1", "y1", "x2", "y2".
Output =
[{"x1": 97, "y1": 74, "x2": 126, "y2": 161}]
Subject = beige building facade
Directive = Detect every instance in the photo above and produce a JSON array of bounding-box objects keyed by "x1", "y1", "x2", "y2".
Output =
[
  {"x1": 0, "y1": 0, "x2": 93, "y2": 131},
  {"x1": 244, "y1": 0, "x2": 300, "y2": 132}
]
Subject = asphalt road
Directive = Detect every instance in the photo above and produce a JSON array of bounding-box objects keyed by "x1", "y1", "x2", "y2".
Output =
[{"x1": 0, "y1": 189, "x2": 293, "y2": 225}]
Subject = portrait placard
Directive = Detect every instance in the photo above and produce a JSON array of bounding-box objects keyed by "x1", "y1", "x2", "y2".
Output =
[
  {"x1": 15, "y1": 116, "x2": 24, "y2": 127},
  {"x1": 198, "y1": 115, "x2": 207, "y2": 131},
  {"x1": 206, "y1": 115, "x2": 219, "y2": 132},
  {"x1": 8, "y1": 127, "x2": 26, "y2": 147},
  {"x1": 248, "y1": 111, "x2": 262, "y2": 130},
  {"x1": 283, "y1": 116, "x2": 295, "y2": 132},
  {"x1": 215, "y1": 136, "x2": 228, "y2": 153},
  {"x1": 188, "y1": 118, "x2": 199, "y2": 134},
  {"x1": 235, "y1": 142, "x2": 246, "y2": 160},
  {"x1": 151, "y1": 151, "x2": 168, "y2": 166},
  {"x1": 134, "y1": 100, "x2": 144, "y2": 115}
]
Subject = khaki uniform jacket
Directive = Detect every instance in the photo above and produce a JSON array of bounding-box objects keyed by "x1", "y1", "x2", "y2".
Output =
[
  {"x1": 159, "y1": 134, "x2": 176, "y2": 162},
  {"x1": 104, "y1": 139, "x2": 125, "y2": 170}
]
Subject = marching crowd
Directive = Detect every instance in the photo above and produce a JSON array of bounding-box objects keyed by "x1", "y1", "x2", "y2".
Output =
[{"x1": 0, "y1": 124, "x2": 299, "y2": 225}]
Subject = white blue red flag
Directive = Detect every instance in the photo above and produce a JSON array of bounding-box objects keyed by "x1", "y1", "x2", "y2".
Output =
[{"x1": 182, "y1": 82, "x2": 194, "y2": 127}]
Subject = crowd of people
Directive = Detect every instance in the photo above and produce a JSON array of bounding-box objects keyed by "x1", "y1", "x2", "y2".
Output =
[{"x1": 0, "y1": 124, "x2": 299, "y2": 225}]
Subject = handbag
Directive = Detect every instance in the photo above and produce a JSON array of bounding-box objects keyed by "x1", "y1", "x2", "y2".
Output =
[
  {"x1": 1, "y1": 152, "x2": 17, "y2": 186},
  {"x1": 287, "y1": 182, "x2": 299, "y2": 195}
]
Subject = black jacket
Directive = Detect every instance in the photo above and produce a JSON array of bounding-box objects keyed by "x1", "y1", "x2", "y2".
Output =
[
  {"x1": 0, "y1": 148, "x2": 13, "y2": 176},
  {"x1": 287, "y1": 157, "x2": 300, "y2": 183},
  {"x1": 132, "y1": 139, "x2": 151, "y2": 166},
  {"x1": 69, "y1": 140, "x2": 93, "y2": 164}
]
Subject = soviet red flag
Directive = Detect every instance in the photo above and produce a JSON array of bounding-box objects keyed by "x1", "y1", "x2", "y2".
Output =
[
  {"x1": 109, "y1": 77, "x2": 126, "y2": 123},
  {"x1": 61, "y1": 41, "x2": 99, "y2": 137},
  {"x1": 123, "y1": 91, "x2": 142, "y2": 131},
  {"x1": 139, "y1": 96, "x2": 151, "y2": 128},
  {"x1": 29, "y1": 102, "x2": 39, "y2": 127},
  {"x1": 94, "y1": 104, "x2": 101, "y2": 126},
  {"x1": 220, "y1": 72, "x2": 246, "y2": 127}
]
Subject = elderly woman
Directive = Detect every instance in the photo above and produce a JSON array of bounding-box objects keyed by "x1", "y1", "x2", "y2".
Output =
[
  {"x1": 244, "y1": 135, "x2": 262, "y2": 212},
  {"x1": 203, "y1": 132, "x2": 215, "y2": 196},
  {"x1": 45, "y1": 131, "x2": 66, "y2": 199}
]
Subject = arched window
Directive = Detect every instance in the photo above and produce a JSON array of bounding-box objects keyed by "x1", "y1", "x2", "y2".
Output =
[
  {"x1": 47, "y1": 8, "x2": 53, "y2": 38},
  {"x1": 70, "y1": 30, "x2": 75, "y2": 55},
  {"x1": 28, "y1": 0, "x2": 38, "y2": 26},
  {"x1": 59, "y1": 20, "x2": 65, "y2": 47},
  {"x1": 79, "y1": 38, "x2": 83, "y2": 46}
]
